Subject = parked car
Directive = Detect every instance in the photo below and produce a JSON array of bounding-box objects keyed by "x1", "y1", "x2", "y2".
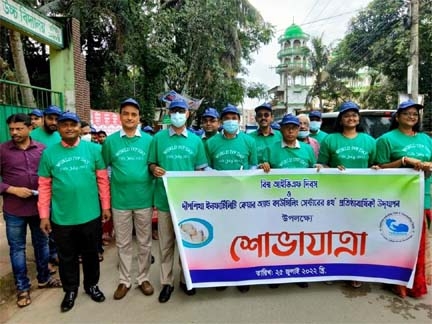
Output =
[{"x1": 320, "y1": 109, "x2": 394, "y2": 139}]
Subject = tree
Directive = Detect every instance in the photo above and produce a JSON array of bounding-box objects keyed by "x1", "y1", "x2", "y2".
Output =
[
  {"x1": 335, "y1": 0, "x2": 432, "y2": 110},
  {"x1": 306, "y1": 36, "x2": 353, "y2": 109},
  {"x1": 152, "y1": 0, "x2": 274, "y2": 106},
  {"x1": 246, "y1": 82, "x2": 269, "y2": 101},
  {"x1": 7, "y1": 30, "x2": 36, "y2": 107},
  {"x1": 306, "y1": 35, "x2": 330, "y2": 109},
  {"x1": 1, "y1": 0, "x2": 274, "y2": 118}
]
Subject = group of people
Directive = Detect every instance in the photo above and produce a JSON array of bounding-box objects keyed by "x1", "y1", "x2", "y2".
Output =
[{"x1": 1, "y1": 97, "x2": 430, "y2": 313}]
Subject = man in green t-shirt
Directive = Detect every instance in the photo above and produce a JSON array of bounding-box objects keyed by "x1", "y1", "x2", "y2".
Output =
[
  {"x1": 148, "y1": 99, "x2": 208, "y2": 303},
  {"x1": 205, "y1": 104, "x2": 257, "y2": 293},
  {"x1": 248, "y1": 102, "x2": 281, "y2": 164},
  {"x1": 102, "y1": 98, "x2": 155, "y2": 300},
  {"x1": 39, "y1": 112, "x2": 111, "y2": 313},
  {"x1": 30, "y1": 105, "x2": 62, "y2": 273},
  {"x1": 30, "y1": 105, "x2": 62, "y2": 147},
  {"x1": 260, "y1": 114, "x2": 317, "y2": 290},
  {"x1": 206, "y1": 104, "x2": 258, "y2": 172},
  {"x1": 261, "y1": 114, "x2": 316, "y2": 170},
  {"x1": 200, "y1": 107, "x2": 220, "y2": 141}
]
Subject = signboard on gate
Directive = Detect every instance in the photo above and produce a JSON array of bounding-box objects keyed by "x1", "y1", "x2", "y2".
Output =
[{"x1": 0, "y1": 0, "x2": 64, "y2": 48}]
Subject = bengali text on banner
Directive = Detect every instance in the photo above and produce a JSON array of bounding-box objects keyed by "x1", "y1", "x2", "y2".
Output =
[{"x1": 163, "y1": 169, "x2": 424, "y2": 289}]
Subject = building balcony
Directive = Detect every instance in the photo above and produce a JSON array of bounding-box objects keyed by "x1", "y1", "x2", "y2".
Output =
[
  {"x1": 276, "y1": 62, "x2": 312, "y2": 74},
  {"x1": 277, "y1": 47, "x2": 310, "y2": 59}
]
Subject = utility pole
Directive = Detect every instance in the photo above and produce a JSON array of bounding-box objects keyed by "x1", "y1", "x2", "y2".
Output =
[{"x1": 409, "y1": 0, "x2": 419, "y2": 103}]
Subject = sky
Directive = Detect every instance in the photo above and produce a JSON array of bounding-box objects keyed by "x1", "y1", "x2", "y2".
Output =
[{"x1": 242, "y1": 0, "x2": 372, "y2": 108}]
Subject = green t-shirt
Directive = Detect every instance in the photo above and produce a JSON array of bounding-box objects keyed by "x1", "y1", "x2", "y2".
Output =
[
  {"x1": 376, "y1": 129, "x2": 432, "y2": 209},
  {"x1": 318, "y1": 132, "x2": 376, "y2": 168},
  {"x1": 102, "y1": 130, "x2": 154, "y2": 210},
  {"x1": 248, "y1": 130, "x2": 281, "y2": 164},
  {"x1": 38, "y1": 140, "x2": 106, "y2": 225},
  {"x1": 148, "y1": 129, "x2": 208, "y2": 211},
  {"x1": 310, "y1": 130, "x2": 328, "y2": 144},
  {"x1": 264, "y1": 140, "x2": 316, "y2": 168},
  {"x1": 206, "y1": 132, "x2": 258, "y2": 170},
  {"x1": 31, "y1": 127, "x2": 61, "y2": 147}
]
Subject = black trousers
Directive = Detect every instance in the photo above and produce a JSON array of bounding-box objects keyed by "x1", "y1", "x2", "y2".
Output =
[{"x1": 52, "y1": 217, "x2": 100, "y2": 292}]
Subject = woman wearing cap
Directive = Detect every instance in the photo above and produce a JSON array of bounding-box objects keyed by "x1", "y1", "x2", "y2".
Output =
[
  {"x1": 317, "y1": 101, "x2": 376, "y2": 288},
  {"x1": 376, "y1": 100, "x2": 432, "y2": 298},
  {"x1": 318, "y1": 102, "x2": 376, "y2": 170}
]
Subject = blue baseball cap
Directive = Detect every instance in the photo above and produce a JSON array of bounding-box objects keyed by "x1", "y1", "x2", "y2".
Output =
[
  {"x1": 120, "y1": 98, "x2": 140, "y2": 110},
  {"x1": 280, "y1": 114, "x2": 300, "y2": 126},
  {"x1": 58, "y1": 111, "x2": 80, "y2": 123},
  {"x1": 221, "y1": 104, "x2": 240, "y2": 118},
  {"x1": 397, "y1": 99, "x2": 423, "y2": 111},
  {"x1": 271, "y1": 122, "x2": 281, "y2": 130},
  {"x1": 169, "y1": 99, "x2": 189, "y2": 110},
  {"x1": 339, "y1": 101, "x2": 360, "y2": 114},
  {"x1": 254, "y1": 102, "x2": 272, "y2": 112},
  {"x1": 202, "y1": 107, "x2": 219, "y2": 119},
  {"x1": 44, "y1": 105, "x2": 62, "y2": 116},
  {"x1": 309, "y1": 110, "x2": 322, "y2": 118},
  {"x1": 90, "y1": 126, "x2": 97, "y2": 133},
  {"x1": 142, "y1": 125, "x2": 154, "y2": 133},
  {"x1": 29, "y1": 109, "x2": 43, "y2": 117}
]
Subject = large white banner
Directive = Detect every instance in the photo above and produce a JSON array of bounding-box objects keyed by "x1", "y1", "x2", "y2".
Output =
[{"x1": 163, "y1": 169, "x2": 424, "y2": 289}]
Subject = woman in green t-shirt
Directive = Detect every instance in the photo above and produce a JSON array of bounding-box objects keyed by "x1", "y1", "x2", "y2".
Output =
[
  {"x1": 318, "y1": 101, "x2": 376, "y2": 170},
  {"x1": 317, "y1": 101, "x2": 376, "y2": 289},
  {"x1": 376, "y1": 100, "x2": 432, "y2": 298}
]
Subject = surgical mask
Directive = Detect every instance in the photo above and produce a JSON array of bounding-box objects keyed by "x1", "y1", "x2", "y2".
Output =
[
  {"x1": 309, "y1": 121, "x2": 322, "y2": 132},
  {"x1": 170, "y1": 112, "x2": 187, "y2": 127},
  {"x1": 223, "y1": 120, "x2": 239, "y2": 134},
  {"x1": 81, "y1": 134, "x2": 92, "y2": 142},
  {"x1": 298, "y1": 130, "x2": 310, "y2": 139}
]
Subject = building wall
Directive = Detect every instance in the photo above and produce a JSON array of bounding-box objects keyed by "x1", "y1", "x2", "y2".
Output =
[
  {"x1": 50, "y1": 18, "x2": 90, "y2": 122},
  {"x1": 71, "y1": 19, "x2": 91, "y2": 122}
]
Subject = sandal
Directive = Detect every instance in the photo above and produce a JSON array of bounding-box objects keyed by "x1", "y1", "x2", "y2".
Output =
[
  {"x1": 350, "y1": 281, "x2": 362, "y2": 288},
  {"x1": 16, "y1": 291, "x2": 31, "y2": 308},
  {"x1": 38, "y1": 277, "x2": 62, "y2": 289}
]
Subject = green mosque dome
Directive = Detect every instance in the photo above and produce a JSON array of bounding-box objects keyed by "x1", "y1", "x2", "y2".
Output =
[{"x1": 279, "y1": 23, "x2": 309, "y2": 42}]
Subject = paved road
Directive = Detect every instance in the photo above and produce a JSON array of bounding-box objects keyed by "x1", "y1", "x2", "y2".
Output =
[{"x1": 2, "y1": 241, "x2": 431, "y2": 324}]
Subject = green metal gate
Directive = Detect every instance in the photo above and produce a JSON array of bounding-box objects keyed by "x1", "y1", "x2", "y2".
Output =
[{"x1": 0, "y1": 79, "x2": 63, "y2": 143}]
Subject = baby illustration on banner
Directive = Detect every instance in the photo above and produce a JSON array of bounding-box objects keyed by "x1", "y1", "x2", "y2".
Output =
[{"x1": 181, "y1": 223, "x2": 207, "y2": 243}]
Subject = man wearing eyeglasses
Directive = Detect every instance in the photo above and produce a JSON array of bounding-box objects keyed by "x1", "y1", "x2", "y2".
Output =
[
  {"x1": 200, "y1": 108, "x2": 220, "y2": 141},
  {"x1": 248, "y1": 103, "x2": 281, "y2": 164}
]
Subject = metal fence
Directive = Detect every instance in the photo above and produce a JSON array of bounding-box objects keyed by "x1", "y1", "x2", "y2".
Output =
[{"x1": 0, "y1": 79, "x2": 64, "y2": 142}]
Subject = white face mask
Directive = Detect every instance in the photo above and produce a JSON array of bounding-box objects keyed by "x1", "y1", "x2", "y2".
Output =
[
  {"x1": 81, "y1": 134, "x2": 92, "y2": 142},
  {"x1": 298, "y1": 130, "x2": 310, "y2": 139},
  {"x1": 309, "y1": 121, "x2": 322, "y2": 132},
  {"x1": 223, "y1": 120, "x2": 239, "y2": 134},
  {"x1": 170, "y1": 112, "x2": 187, "y2": 127}
]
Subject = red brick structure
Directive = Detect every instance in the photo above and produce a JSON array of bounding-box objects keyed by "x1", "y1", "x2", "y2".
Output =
[{"x1": 71, "y1": 18, "x2": 91, "y2": 122}]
